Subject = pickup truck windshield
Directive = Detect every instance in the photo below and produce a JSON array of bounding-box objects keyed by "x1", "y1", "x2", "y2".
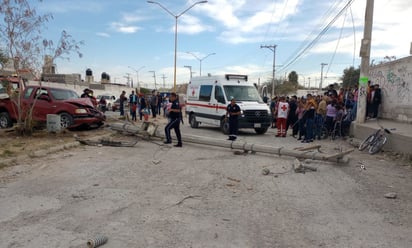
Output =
[
  {"x1": 50, "y1": 88, "x2": 79, "y2": 100},
  {"x1": 223, "y1": 85, "x2": 263, "y2": 102}
]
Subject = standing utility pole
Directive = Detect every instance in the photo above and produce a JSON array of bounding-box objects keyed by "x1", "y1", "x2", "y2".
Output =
[
  {"x1": 147, "y1": 1, "x2": 207, "y2": 92},
  {"x1": 184, "y1": 65, "x2": 193, "y2": 79},
  {"x1": 357, "y1": 0, "x2": 374, "y2": 123},
  {"x1": 124, "y1": 73, "x2": 131, "y2": 86},
  {"x1": 320, "y1": 63, "x2": 327, "y2": 90},
  {"x1": 128, "y1": 66, "x2": 145, "y2": 90},
  {"x1": 149, "y1": 70, "x2": 157, "y2": 89},
  {"x1": 186, "y1": 52, "x2": 215, "y2": 76},
  {"x1": 261, "y1": 45, "x2": 277, "y2": 97},
  {"x1": 161, "y1": 74, "x2": 167, "y2": 89}
]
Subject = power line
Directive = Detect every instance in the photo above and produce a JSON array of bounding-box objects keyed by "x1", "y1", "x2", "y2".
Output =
[
  {"x1": 326, "y1": 8, "x2": 348, "y2": 77},
  {"x1": 279, "y1": 0, "x2": 342, "y2": 71},
  {"x1": 277, "y1": 0, "x2": 356, "y2": 74},
  {"x1": 350, "y1": 6, "x2": 357, "y2": 67}
]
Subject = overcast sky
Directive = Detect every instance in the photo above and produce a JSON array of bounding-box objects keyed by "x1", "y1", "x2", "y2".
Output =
[{"x1": 35, "y1": 0, "x2": 412, "y2": 88}]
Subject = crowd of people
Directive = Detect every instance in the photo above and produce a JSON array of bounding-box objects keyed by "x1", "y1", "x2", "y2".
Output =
[
  {"x1": 268, "y1": 84, "x2": 369, "y2": 143},
  {"x1": 117, "y1": 90, "x2": 183, "y2": 147},
  {"x1": 79, "y1": 82, "x2": 381, "y2": 148},
  {"x1": 116, "y1": 90, "x2": 172, "y2": 121}
]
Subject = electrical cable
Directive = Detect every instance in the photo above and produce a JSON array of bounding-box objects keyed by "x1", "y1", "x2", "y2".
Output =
[
  {"x1": 277, "y1": 0, "x2": 356, "y2": 74},
  {"x1": 258, "y1": 0, "x2": 279, "y2": 80},
  {"x1": 279, "y1": 0, "x2": 342, "y2": 72},
  {"x1": 325, "y1": 8, "x2": 348, "y2": 77},
  {"x1": 350, "y1": 6, "x2": 356, "y2": 67}
]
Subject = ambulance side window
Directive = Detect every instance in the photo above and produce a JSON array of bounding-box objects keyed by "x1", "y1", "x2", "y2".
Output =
[
  {"x1": 215, "y1": 86, "x2": 225, "y2": 104},
  {"x1": 199, "y1": 85, "x2": 212, "y2": 101}
]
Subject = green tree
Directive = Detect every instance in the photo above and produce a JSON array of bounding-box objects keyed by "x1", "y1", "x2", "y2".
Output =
[
  {"x1": 275, "y1": 81, "x2": 297, "y2": 96},
  {"x1": 288, "y1": 71, "x2": 298, "y2": 89},
  {"x1": 341, "y1": 66, "x2": 360, "y2": 89}
]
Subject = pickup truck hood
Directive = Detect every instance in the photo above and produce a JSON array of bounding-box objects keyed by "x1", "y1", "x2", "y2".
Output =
[{"x1": 66, "y1": 98, "x2": 94, "y2": 107}]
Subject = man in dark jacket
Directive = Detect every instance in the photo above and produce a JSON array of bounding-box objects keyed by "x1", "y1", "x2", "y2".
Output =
[
  {"x1": 139, "y1": 94, "x2": 147, "y2": 121},
  {"x1": 285, "y1": 95, "x2": 298, "y2": 136},
  {"x1": 370, "y1": 84, "x2": 382, "y2": 118},
  {"x1": 225, "y1": 97, "x2": 241, "y2": 141},
  {"x1": 150, "y1": 90, "x2": 157, "y2": 118},
  {"x1": 164, "y1": 92, "x2": 182, "y2": 147},
  {"x1": 119, "y1": 91, "x2": 127, "y2": 116}
]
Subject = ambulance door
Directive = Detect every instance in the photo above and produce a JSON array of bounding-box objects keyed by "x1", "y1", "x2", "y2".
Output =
[
  {"x1": 197, "y1": 84, "x2": 214, "y2": 125},
  {"x1": 210, "y1": 85, "x2": 226, "y2": 126}
]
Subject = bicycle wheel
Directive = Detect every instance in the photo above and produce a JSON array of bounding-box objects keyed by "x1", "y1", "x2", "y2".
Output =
[
  {"x1": 369, "y1": 135, "x2": 387, "y2": 154},
  {"x1": 359, "y1": 134, "x2": 375, "y2": 151}
]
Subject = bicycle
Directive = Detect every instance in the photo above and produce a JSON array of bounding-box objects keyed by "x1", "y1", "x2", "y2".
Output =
[{"x1": 358, "y1": 125, "x2": 391, "y2": 154}]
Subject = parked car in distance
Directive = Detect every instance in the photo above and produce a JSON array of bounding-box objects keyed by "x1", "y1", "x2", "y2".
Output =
[
  {"x1": 112, "y1": 98, "x2": 129, "y2": 112},
  {"x1": 0, "y1": 85, "x2": 105, "y2": 129},
  {"x1": 96, "y1": 94, "x2": 116, "y2": 111}
]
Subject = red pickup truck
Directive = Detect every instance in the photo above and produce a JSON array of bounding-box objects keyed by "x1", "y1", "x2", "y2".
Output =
[{"x1": 0, "y1": 84, "x2": 105, "y2": 129}]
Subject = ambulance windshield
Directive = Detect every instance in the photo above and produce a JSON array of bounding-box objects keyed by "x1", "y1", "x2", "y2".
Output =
[{"x1": 223, "y1": 85, "x2": 263, "y2": 102}]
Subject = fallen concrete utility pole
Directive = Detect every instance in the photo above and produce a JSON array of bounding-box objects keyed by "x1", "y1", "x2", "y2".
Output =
[{"x1": 110, "y1": 122, "x2": 351, "y2": 163}]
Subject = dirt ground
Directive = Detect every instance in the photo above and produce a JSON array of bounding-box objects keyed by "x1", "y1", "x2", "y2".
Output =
[
  {"x1": 0, "y1": 127, "x2": 106, "y2": 161},
  {"x1": 0, "y1": 118, "x2": 412, "y2": 247},
  {"x1": 0, "y1": 115, "x2": 167, "y2": 166}
]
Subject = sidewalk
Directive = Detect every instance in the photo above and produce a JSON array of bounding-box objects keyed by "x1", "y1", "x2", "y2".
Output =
[{"x1": 351, "y1": 118, "x2": 412, "y2": 156}]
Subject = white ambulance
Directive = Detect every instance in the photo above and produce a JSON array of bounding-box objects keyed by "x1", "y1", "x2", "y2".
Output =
[{"x1": 185, "y1": 74, "x2": 271, "y2": 134}]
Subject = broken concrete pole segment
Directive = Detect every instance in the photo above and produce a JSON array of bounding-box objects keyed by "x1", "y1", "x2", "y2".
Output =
[
  {"x1": 110, "y1": 122, "x2": 352, "y2": 163},
  {"x1": 110, "y1": 122, "x2": 158, "y2": 136}
]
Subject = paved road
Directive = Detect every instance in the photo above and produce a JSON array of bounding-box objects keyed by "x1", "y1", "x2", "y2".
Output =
[{"x1": 0, "y1": 118, "x2": 411, "y2": 247}]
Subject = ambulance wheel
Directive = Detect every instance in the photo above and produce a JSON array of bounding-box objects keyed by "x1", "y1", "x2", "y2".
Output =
[
  {"x1": 189, "y1": 114, "x2": 199, "y2": 128},
  {"x1": 254, "y1": 127, "x2": 268, "y2": 134},
  {"x1": 220, "y1": 119, "x2": 230, "y2": 135}
]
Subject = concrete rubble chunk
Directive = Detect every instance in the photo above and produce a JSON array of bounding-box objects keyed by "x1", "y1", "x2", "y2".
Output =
[{"x1": 384, "y1": 192, "x2": 397, "y2": 199}]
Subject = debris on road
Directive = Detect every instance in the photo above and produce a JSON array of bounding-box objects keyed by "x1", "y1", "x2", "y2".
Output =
[
  {"x1": 293, "y1": 159, "x2": 318, "y2": 173},
  {"x1": 384, "y1": 192, "x2": 397, "y2": 199},
  {"x1": 75, "y1": 136, "x2": 138, "y2": 147},
  {"x1": 262, "y1": 168, "x2": 270, "y2": 175},
  {"x1": 87, "y1": 234, "x2": 108, "y2": 248},
  {"x1": 303, "y1": 165, "x2": 318, "y2": 172},
  {"x1": 227, "y1": 177, "x2": 241, "y2": 183},
  {"x1": 152, "y1": 159, "x2": 161, "y2": 165}
]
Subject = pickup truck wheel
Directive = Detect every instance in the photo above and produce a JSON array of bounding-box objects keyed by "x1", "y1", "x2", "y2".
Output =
[
  {"x1": 254, "y1": 127, "x2": 268, "y2": 134},
  {"x1": 0, "y1": 112, "x2": 12, "y2": 128},
  {"x1": 220, "y1": 118, "x2": 230, "y2": 135},
  {"x1": 59, "y1": 112, "x2": 74, "y2": 129},
  {"x1": 189, "y1": 114, "x2": 199, "y2": 128}
]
